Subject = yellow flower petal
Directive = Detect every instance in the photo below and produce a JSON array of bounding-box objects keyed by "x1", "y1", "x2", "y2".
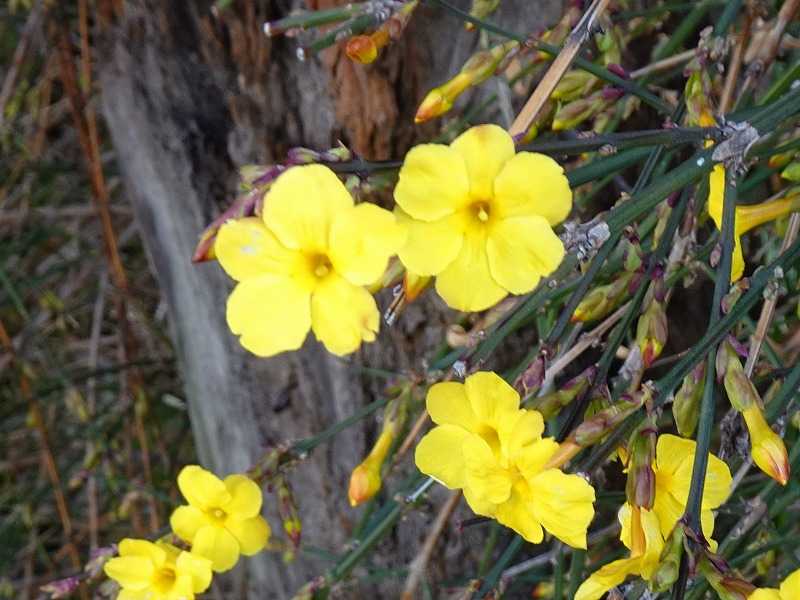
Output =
[
  {"x1": 463, "y1": 484, "x2": 495, "y2": 517},
  {"x1": 515, "y1": 437, "x2": 560, "y2": 476},
  {"x1": 191, "y1": 525, "x2": 241, "y2": 572},
  {"x1": 700, "y1": 509, "x2": 717, "y2": 551},
  {"x1": 464, "y1": 371, "x2": 520, "y2": 428},
  {"x1": 463, "y1": 434, "x2": 513, "y2": 504},
  {"x1": 748, "y1": 590, "x2": 782, "y2": 600},
  {"x1": 699, "y1": 452, "x2": 733, "y2": 510},
  {"x1": 655, "y1": 434, "x2": 696, "y2": 477},
  {"x1": 493, "y1": 486, "x2": 544, "y2": 544},
  {"x1": 486, "y1": 215, "x2": 565, "y2": 294},
  {"x1": 617, "y1": 504, "x2": 665, "y2": 569},
  {"x1": 435, "y1": 231, "x2": 507, "y2": 311},
  {"x1": 222, "y1": 475, "x2": 262, "y2": 519},
  {"x1": 575, "y1": 556, "x2": 642, "y2": 600},
  {"x1": 780, "y1": 568, "x2": 800, "y2": 599},
  {"x1": 170, "y1": 505, "x2": 208, "y2": 544},
  {"x1": 104, "y1": 556, "x2": 156, "y2": 591},
  {"x1": 215, "y1": 217, "x2": 301, "y2": 282},
  {"x1": 395, "y1": 208, "x2": 464, "y2": 276},
  {"x1": 263, "y1": 164, "x2": 353, "y2": 251},
  {"x1": 118, "y1": 538, "x2": 167, "y2": 566},
  {"x1": 175, "y1": 551, "x2": 213, "y2": 593},
  {"x1": 415, "y1": 424, "x2": 470, "y2": 488},
  {"x1": 652, "y1": 487, "x2": 685, "y2": 540},
  {"x1": 395, "y1": 144, "x2": 470, "y2": 221},
  {"x1": 450, "y1": 124, "x2": 515, "y2": 200},
  {"x1": 225, "y1": 516, "x2": 270, "y2": 555},
  {"x1": 529, "y1": 469, "x2": 595, "y2": 549},
  {"x1": 493, "y1": 152, "x2": 572, "y2": 225},
  {"x1": 329, "y1": 203, "x2": 406, "y2": 286},
  {"x1": 708, "y1": 164, "x2": 725, "y2": 227},
  {"x1": 310, "y1": 274, "x2": 379, "y2": 355},
  {"x1": 177, "y1": 466, "x2": 230, "y2": 512},
  {"x1": 500, "y1": 409, "x2": 545, "y2": 459},
  {"x1": 226, "y1": 274, "x2": 312, "y2": 357},
  {"x1": 166, "y1": 575, "x2": 196, "y2": 600},
  {"x1": 426, "y1": 381, "x2": 479, "y2": 431}
]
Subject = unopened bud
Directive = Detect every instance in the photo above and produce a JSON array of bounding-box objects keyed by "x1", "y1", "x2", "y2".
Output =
[
  {"x1": 276, "y1": 475, "x2": 302, "y2": 553},
  {"x1": 625, "y1": 419, "x2": 656, "y2": 509},
  {"x1": 673, "y1": 362, "x2": 705, "y2": 437},
  {"x1": 698, "y1": 555, "x2": 756, "y2": 600},
  {"x1": 636, "y1": 300, "x2": 667, "y2": 368},
  {"x1": 716, "y1": 338, "x2": 758, "y2": 412},
  {"x1": 514, "y1": 354, "x2": 546, "y2": 398},
  {"x1": 552, "y1": 69, "x2": 599, "y2": 102},
  {"x1": 348, "y1": 396, "x2": 407, "y2": 506},
  {"x1": 742, "y1": 405, "x2": 790, "y2": 486},
  {"x1": 573, "y1": 390, "x2": 648, "y2": 447},
  {"x1": 527, "y1": 365, "x2": 595, "y2": 418},
  {"x1": 651, "y1": 525, "x2": 686, "y2": 592},
  {"x1": 781, "y1": 160, "x2": 800, "y2": 182},
  {"x1": 572, "y1": 272, "x2": 634, "y2": 322},
  {"x1": 467, "y1": 0, "x2": 500, "y2": 27},
  {"x1": 346, "y1": 32, "x2": 385, "y2": 64}
]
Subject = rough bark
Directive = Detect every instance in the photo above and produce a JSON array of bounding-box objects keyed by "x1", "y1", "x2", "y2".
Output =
[{"x1": 99, "y1": 0, "x2": 562, "y2": 597}]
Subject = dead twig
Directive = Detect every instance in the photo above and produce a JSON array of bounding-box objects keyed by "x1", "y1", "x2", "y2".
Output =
[{"x1": 508, "y1": 0, "x2": 612, "y2": 138}]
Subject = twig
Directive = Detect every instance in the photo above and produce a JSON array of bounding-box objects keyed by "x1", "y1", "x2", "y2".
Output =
[
  {"x1": 719, "y1": 10, "x2": 752, "y2": 114},
  {"x1": 401, "y1": 490, "x2": 461, "y2": 599},
  {"x1": 394, "y1": 411, "x2": 430, "y2": 463},
  {"x1": 744, "y1": 212, "x2": 800, "y2": 375},
  {"x1": 739, "y1": 0, "x2": 800, "y2": 98},
  {"x1": 629, "y1": 48, "x2": 695, "y2": 79},
  {"x1": 539, "y1": 302, "x2": 630, "y2": 392},
  {"x1": 508, "y1": 0, "x2": 612, "y2": 138}
]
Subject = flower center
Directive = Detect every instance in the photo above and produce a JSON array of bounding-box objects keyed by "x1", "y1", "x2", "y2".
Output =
[
  {"x1": 153, "y1": 567, "x2": 177, "y2": 593},
  {"x1": 477, "y1": 424, "x2": 501, "y2": 455},
  {"x1": 470, "y1": 200, "x2": 492, "y2": 224},
  {"x1": 209, "y1": 507, "x2": 228, "y2": 524},
  {"x1": 310, "y1": 253, "x2": 333, "y2": 279}
]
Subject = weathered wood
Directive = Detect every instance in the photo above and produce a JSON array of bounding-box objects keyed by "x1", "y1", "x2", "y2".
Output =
[{"x1": 99, "y1": 0, "x2": 562, "y2": 596}]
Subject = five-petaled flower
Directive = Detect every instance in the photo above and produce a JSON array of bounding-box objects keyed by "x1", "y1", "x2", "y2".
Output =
[
  {"x1": 749, "y1": 567, "x2": 800, "y2": 600},
  {"x1": 575, "y1": 434, "x2": 732, "y2": 600},
  {"x1": 104, "y1": 539, "x2": 212, "y2": 600},
  {"x1": 394, "y1": 124, "x2": 572, "y2": 312},
  {"x1": 215, "y1": 164, "x2": 405, "y2": 357},
  {"x1": 414, "y1": 371, "x2": 595, "y2": 547},
  {"x1": 170, "y1": 466, "x2": 271, "y2": 572}
]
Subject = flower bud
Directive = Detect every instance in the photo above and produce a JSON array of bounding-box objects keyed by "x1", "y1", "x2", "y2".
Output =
[
  {"x1": 514, "y1": 354, "x2": 546, "y2": 399},
  {"x1": 348, "y1": 396, "x2": 407, "y2": 506},
  {"x1": 636, "y1": 299, "x2": 667, "y2": 368},
  {"x1": 467, "y1": 0, "x2": 500, "y2": 27},
  {"x1": 552, "y1": 69, "x2": 598, "y2": 102},
  {"x1": 625, "y1": 420, "x2": 656, "y2": 509},
  {"x1": 527, "y1": 365, "x2": 595, "y2": 418},
  {"x1": 782, "y1": 160, "x2": 800, "y2": 182},
  {"x1": 698, "y1": 555, "x2": 756, "y2": 600},
  {"x1": 571, "y1": 272, "x2": 634, "y2": 322},
  {"x1": 673, "y1": 362, "x2": 704, "y2": 437},
  {"x1": 345, "y1": 33, "x2": 382, "y2": 64},
  {"x1": 573, "y1": 389, "x2": 648, "y2": 447},
  {"x1": 651, "y1": 525, "x2": 686, "y2": 592},
  {"x1": 551, "y1": 89, "x2": 614, "y2": 131},
  {"x1": 414, "y1": 41, "x2": 518, "y2": 123},
  {"x1": 742, "y1": 405, "x2": 790, "y2": 486},
  {"x1": 276, "y1": 475, "x2": 302, "y2": 554},
  {"x1": 716, "y1": 338, "x2": 758, "y2": 412}
]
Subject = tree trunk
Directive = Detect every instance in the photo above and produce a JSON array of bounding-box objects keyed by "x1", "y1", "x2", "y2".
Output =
[{"x1": 99, "y1": 0, "x2": 562, "y2": 596}]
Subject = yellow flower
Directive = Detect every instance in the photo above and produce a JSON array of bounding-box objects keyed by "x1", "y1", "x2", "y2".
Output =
[
  {"x1": 749, "y1": 567, "x2": 800, "y2": 600},
  {"x1": 170, "y1": 466, "x2": 271, "y2": 572},
  {"x1": 394, "y1": 125, "x2": 572, "y2": 311},
  {"x1": 708, "y1": 167, "x2": 800, "y2": 281},
  {"x1": 104, "y1": 539, "x2": 212, "y2": 600},
  {"x1": 215, "y1": 164, "x2": 405, "y2": 356},
  {"x1": 414, "y1": 371, "x2": 595, "y2": 547},
  {"x1": 575, "y1": 506, "x2": 664, "y2": 600},
  {"x1": 576, "y1": 434, "x2": 732, "y2": 600}
]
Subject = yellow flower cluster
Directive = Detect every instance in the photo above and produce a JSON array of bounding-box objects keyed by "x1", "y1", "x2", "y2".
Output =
[
  {"x1": 215, "y1": 124, "x2": 572, "y2": 356},
  {"x1": 104, "y1": 466, "x2": 270, "y2": 599},
  {"x1": 575, "y1": 435, "x2": 732, "y2": 599},
  {"x1": 415, "y1": 371, "x2": 596, "y2": 547}
]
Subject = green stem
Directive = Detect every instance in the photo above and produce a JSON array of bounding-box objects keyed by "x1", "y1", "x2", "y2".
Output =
[
  {"x1": 476, "y1": 535, "x2": 525, "y2": 596},
  {"x1": 671, "y1": 169, "x2": 737, "y2": 600}
]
